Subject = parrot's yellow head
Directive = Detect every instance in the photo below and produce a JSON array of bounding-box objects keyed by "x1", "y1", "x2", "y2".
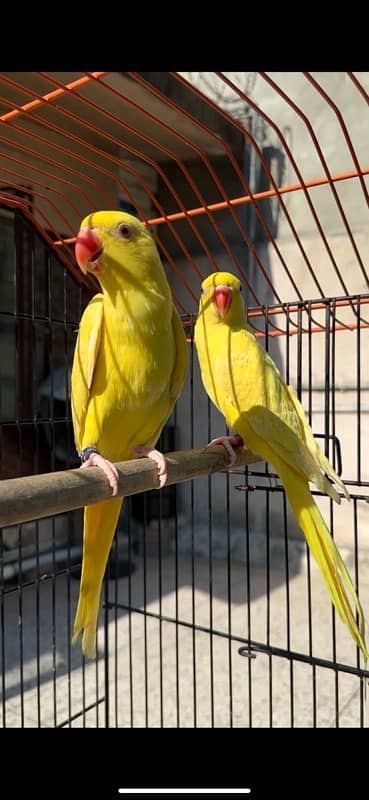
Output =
[
  {"x1": 198, "y1": 271, "x2": 246, "y2": 327},
  {"x1": 75, "y1": 210, "x2": 168, "y2": 295}
]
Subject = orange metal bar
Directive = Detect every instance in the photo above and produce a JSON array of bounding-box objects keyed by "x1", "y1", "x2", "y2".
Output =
[
  {"x1": 74, "y1": 73, "x2": 225, "y2": 276},
  {"x1": 53, "y1": 166, "x2": 369, "y2": 243},
  {"x1": 16, "y1": 72, "x2": 205, "y2": 293},
  {"x1": 259, "y1": 72, "x2": 368, "y2": 290},
  {"x1": 0, "y1": 168, "x2": 85, "y2": 222},
  {"x1": 152, "y1": 167, "x2": 369, "y2": 225},
  {"x1": 0, "y1": 191, "x2": 93, "y2": 289},
  {"x1": 0, "y1": 178, "x2": 79, "y2": 241},
  {"x1": 35, "y1": 71, "x2": 206, "y2": 283},
  {"x1": 0, "y1": 130, "x2": 115, "y2": 209},
  {"x1": 182, "y1": 295, "x2": 369, "y2": 325},
  {"x1": 95, "y1": 71, "x2": 255, "y2": 296},
  {"x1": 175, "y1": 71, "x2": 326, "y2": 303},
  {"x1": 149, "y1": 166, "x2": 369, "y2": 225},
  {"x1": 0, "y1": 81, "x2": 145, "y2": 216},
  {"x1": 126, "y1": 72, "x2": 276, "y2": 306},
  {"x1": 256, "y1": 320, "x2": 369, "y2": 338},
  {"x1": 0, "y1": 72, "x2": 108, "y2": 123},
  {"x1": 247, "y1": 295, "x2": 369, "y2": 319},
  {"x1": 2, "y1": 187, "x2": 190, "y2": 311},
  {"x1": 0, "y1": 88, "x2": 197, "y2": 304},
  {"x1": 1, "y1": 72, "x2": 368, "y2": 322},
  {"x1": 304, "y1": 72, "x2": 369, "y2": 208},
  {"x1": 185, "y1": 319, "x2": 369, "y2": 343},
  {"x1": 37, "y1": 70, "x2": 258, "y2": 304},
  {"x1": 212, "y1": 72, "x2": 369, "y2": 321},
  {"x1": 172, "y1": 71, "x2": 310, "y2": 304},
  {"x1": 214, "y1": 73, "x2": 369, "y2": 331},
  {"x1": 0, "y1": 151, "x2": 101, "y2": 211}
]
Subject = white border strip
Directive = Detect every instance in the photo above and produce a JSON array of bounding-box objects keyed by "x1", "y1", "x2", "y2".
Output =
[{"x1": 118, "y1": 791, "x2": 251, "y2": 795}]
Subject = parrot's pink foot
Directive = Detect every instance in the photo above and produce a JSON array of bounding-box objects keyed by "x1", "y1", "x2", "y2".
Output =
[
  {"x1": 206, "y1": 434, "x2": 244, "y2": 466},
  {"x1": 80, "y1": 452, "x2": 119, "y2": 497},
  {"x1": 134, "y1": 446, "x2": 168, "y2": 488}
]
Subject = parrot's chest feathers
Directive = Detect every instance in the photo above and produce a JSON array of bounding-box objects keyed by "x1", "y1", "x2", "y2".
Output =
[
  {"x1": 96, "y1": 302, "x2": 175, "y2": 412},
  {"x1": 199, "y1": 326, "x2": 257, "y2": 412},
  {"x1": 104, "y1": 288, "x2": 171, "y2": 338},
  {"x1": 200, "y1": 325, "x2": 305, "y2": 436},
  {"x1": 106, "y1": 286, "x2": 169, "y2": 329}
]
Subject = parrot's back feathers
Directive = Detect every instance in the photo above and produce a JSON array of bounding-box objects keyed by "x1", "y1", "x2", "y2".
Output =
[{"x1": 169, "y1": 305, "x2": 189, "y2": 401}]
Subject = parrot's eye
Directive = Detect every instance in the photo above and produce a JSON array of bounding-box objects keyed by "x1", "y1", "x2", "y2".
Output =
[
  {"x1": 239, "y1": 285, "x2": 243, "y2": 292},
  {"x1": 118, "y1": 223, "x2": 133, "y2": 240}
]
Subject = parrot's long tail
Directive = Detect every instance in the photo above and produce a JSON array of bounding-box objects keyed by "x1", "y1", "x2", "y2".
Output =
[
  {"x1": 72, "y1": 496, "x2": 123, "y2": 658},
  {"x1": 280, "y1": 463, "x2": 368, "y2": 661}
]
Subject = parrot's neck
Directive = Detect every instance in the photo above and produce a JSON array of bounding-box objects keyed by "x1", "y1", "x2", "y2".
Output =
[{"x1": 101, "y1": 283, "x2": 171, "y2": 335}]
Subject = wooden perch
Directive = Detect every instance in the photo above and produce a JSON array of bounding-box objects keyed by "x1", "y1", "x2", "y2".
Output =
[{"x1": 0, "y1": 445, "x2": 261, "y2": 528}]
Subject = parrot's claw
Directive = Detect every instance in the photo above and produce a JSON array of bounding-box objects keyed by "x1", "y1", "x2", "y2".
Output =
[
  {"x1": 206, "y1": 434, "x2": 244, "y2": 466},
  {"x1": 81, "y1": 452, "x2": 119, "y2": 497},
  {"x1": 135, "y1": 446, "x2": 168, "y2": 488}
]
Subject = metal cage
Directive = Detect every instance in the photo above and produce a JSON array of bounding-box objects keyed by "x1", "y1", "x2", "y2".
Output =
[{"x1": 0, "y1": 72, "x2": 368, "y2": 728}]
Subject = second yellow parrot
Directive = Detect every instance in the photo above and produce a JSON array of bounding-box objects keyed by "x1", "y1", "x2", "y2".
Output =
[
  {"x1": 194, "y1": 271, "x2": 368, "y2": 660},
  {"x1": 71, "y1": 210, "x2": 188, "y2": 657}
]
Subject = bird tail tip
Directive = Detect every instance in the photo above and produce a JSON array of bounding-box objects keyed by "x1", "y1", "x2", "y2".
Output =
[{"x1": 72, "y1": 622, "x2": 97, "y2": 660}]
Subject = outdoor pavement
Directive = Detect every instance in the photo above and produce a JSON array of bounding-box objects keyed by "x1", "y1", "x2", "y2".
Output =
[{"x1": 1, "y1": 537, "x2": 368, "y2": 728}]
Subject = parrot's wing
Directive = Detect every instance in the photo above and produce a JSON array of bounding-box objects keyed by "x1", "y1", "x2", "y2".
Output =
[
  {"x1": 222, "y1": 328, "x2": 345, "y2": 502},
  {"x1": 246, "y1": 404, "x2": 312, "y2": 463},
  {"x1": 71, "y1": 293, "x2": 104, "y2": 454},
  {"x1": 244, "y1": 405, "x2": 341, "y2": 503},
  {"x1": 148, "y1": 304, "x2": 188, "y2": 446},
  {"x1": 169, "y1": 304, "x2": 188, "y2": 402}
]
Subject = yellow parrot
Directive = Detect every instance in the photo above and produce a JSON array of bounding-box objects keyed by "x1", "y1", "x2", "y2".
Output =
[
  {"x1": 71, "y1": 210, "x2": 188, "y2": 657},
  {"x1": 194, "y1": 271, "x2": 368, "y2": 660}
]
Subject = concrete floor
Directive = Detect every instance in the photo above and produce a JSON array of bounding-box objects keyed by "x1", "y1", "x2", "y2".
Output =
[{"x1": 1, "y1": 542, "x2": 368, "y2": 728}]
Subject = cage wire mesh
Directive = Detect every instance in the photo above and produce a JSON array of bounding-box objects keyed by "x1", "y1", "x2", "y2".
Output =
[{"x1": 0, "y1": 71, "x2": 368, "y2": 728}]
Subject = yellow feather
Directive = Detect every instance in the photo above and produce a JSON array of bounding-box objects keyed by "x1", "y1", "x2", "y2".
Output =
[
  {"x1": 71, "y1": 294, "x2": 103, "y2": 453},
  {"x1": 71, "y1": 211, "x2": 188, "y2": 657},
  {"x1": 194, "y1": 271, "x2": 368, "y2": 661},
  {"x1": 72, "y1": 498, "x2": 122, "y2": 659}
]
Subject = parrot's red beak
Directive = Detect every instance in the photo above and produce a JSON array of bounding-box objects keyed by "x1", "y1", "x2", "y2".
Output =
[
  {"x1": 213, "y1": 285, "x2": 232, "y2": 316},
  {"x1": 75, "y1": 227, "x2": 104, "y2": 274}
]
